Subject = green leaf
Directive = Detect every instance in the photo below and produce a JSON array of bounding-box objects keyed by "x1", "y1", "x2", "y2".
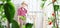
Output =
[
  {"x1": 48, "y1": 16, "x2": 54, "y2": 22},
  {"x1": 6, "y1": 0, "x2": 11, "y2": 2},
  {"x1": 0, "y1": 0, "x2": 6, "y2": 2},
  {"x1": 4, "y1": 2, "x2": 15, "y2": 23},
  {"x1": 26, "y1": 23, "x2": 33, "y2": 28},
  {"x1": 41, "y1": 2, "x2": 45, "y2": 8},
  {"x1": 0, "y1": 22, "x2": 4, "y2": 28},
  {"x1": 11, "y1": 20, "x2": 19, "y2": 28},
  {"x1": 52, "y1": 26, "x2": 56, "y2": 28},
  {"x1": 19, "y1": 16, "x2": 26, "y2": 21},
  {"x1": 54, "y1": 5, "x2": 59, "y2": 11},
  {"x1": 0, "y1": 4, "x2": 3, "y2": 12},
  {"x1": 22, "y1": 25, "x2": 25, "y2": 28},
  {"x1": 42, "y1": 0, "x2": 47, "y2": 1}
]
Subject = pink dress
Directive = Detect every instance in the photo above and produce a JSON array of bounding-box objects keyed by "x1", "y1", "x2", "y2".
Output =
[
  {"x1": 18, "y1": 7, "x2": 27, "y2": 28},
  {"x1": 18, "y1": 7, "x2": 27, "y2": 16}
]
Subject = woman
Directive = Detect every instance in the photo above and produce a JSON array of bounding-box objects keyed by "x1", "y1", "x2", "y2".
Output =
[{"x1": 18, "y1": 1, "x2": 28, "y2": 28}]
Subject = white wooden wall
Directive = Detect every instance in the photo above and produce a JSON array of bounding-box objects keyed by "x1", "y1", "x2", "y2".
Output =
[
  {"x1": 12, "y1": 0, "x2": 43, "y2": 28},
  {"x1": 0, "y1": 0, "x2": 60, "y2": 28},
  {"x1": 11, "y1": 0, "x2": 60, "y2": 28}
]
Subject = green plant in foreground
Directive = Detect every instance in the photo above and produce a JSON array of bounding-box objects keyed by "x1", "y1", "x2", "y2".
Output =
[{"x1": 0, "y1": 0, "x2": 19, "y2": 28}]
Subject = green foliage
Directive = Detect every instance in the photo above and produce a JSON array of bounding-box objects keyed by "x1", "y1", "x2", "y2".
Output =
[
  {"x1": 52, "y1": 25, "x2": 57, "y2": 28},
  {"x1": 22, "y1": 25, "x2": 25, "y2": 28},
  {"x1": 26, "y1": 23, "x2": 33, "y2": 28},
  {"x1": 11, "y1": 20, "x2": 19, "y2": 28},
  {"x1": 48, "y1": 16, "x2": 54, "y2": 22},
  {"x1": 0, "y1": 4, "x2": 3, "y2": 12},
  {"x1": 6, "y1": 0, "x2": 11, "y2": 2},
  {"x1": 41, "y1": 2, "x2": 45, "y2": 8},
  {"x1": 0, "y1": 4, "x2": 6, "y2": 28},
  {"x1": 54, "y1": 5, "x2": 59, "y2": 11},
  {"x1": 41, "y1": 0, "x2": 46, "y2": 9},
  {"x1": 3, "y1": 0, "x2": 20, "y2": 28},
  {"x1": 4, "y1": 2, "x2": 15, "y2": 23},
  {"x1": 0, "y1": 0, "x2": 6, "y2": 2},
  {"x1": 19, "y1": 16, "x2": 26, "y2": 21},
  {"x1": 42, "y1": 0, "x2": 47, "y2": 1},
  {"x1": 0, "y1": 23, "x2": 4, "y2": 28}
]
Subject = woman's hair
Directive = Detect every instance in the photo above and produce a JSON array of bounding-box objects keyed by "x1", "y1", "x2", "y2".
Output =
[{"x1": 21, "y1": 1, "x2": 28, "y2": 6}]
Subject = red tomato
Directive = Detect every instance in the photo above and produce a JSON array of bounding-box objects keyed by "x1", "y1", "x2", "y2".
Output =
[
  {"x1": 48, "y1": 21, "x2": 52, "y2": 25},
  {"x1": 52, "y1": 13, "x2": 55, "y2": 16}
]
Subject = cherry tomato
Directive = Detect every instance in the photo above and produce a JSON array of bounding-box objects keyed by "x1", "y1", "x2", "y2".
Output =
[
  {"x1": 52, "y1": 13, "x2": 55, "y2": 16},
  {"x1": 48, "y1": 21, "x2": 52, "y2": 25}
]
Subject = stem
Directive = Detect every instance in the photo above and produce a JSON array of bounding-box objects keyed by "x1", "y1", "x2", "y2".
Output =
[
  {"x1": 56, "y1": 11, "x2": 59, "y2": 28},
  {"x1": 7, "y1": 20, "x2": 10, "y2": 28},
  {"x1": 53, "y1": 3, "x2": 55, "y2": 27},
  {"x1": 53, "y1": 2, "x2": 58, "y2": 28}
]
